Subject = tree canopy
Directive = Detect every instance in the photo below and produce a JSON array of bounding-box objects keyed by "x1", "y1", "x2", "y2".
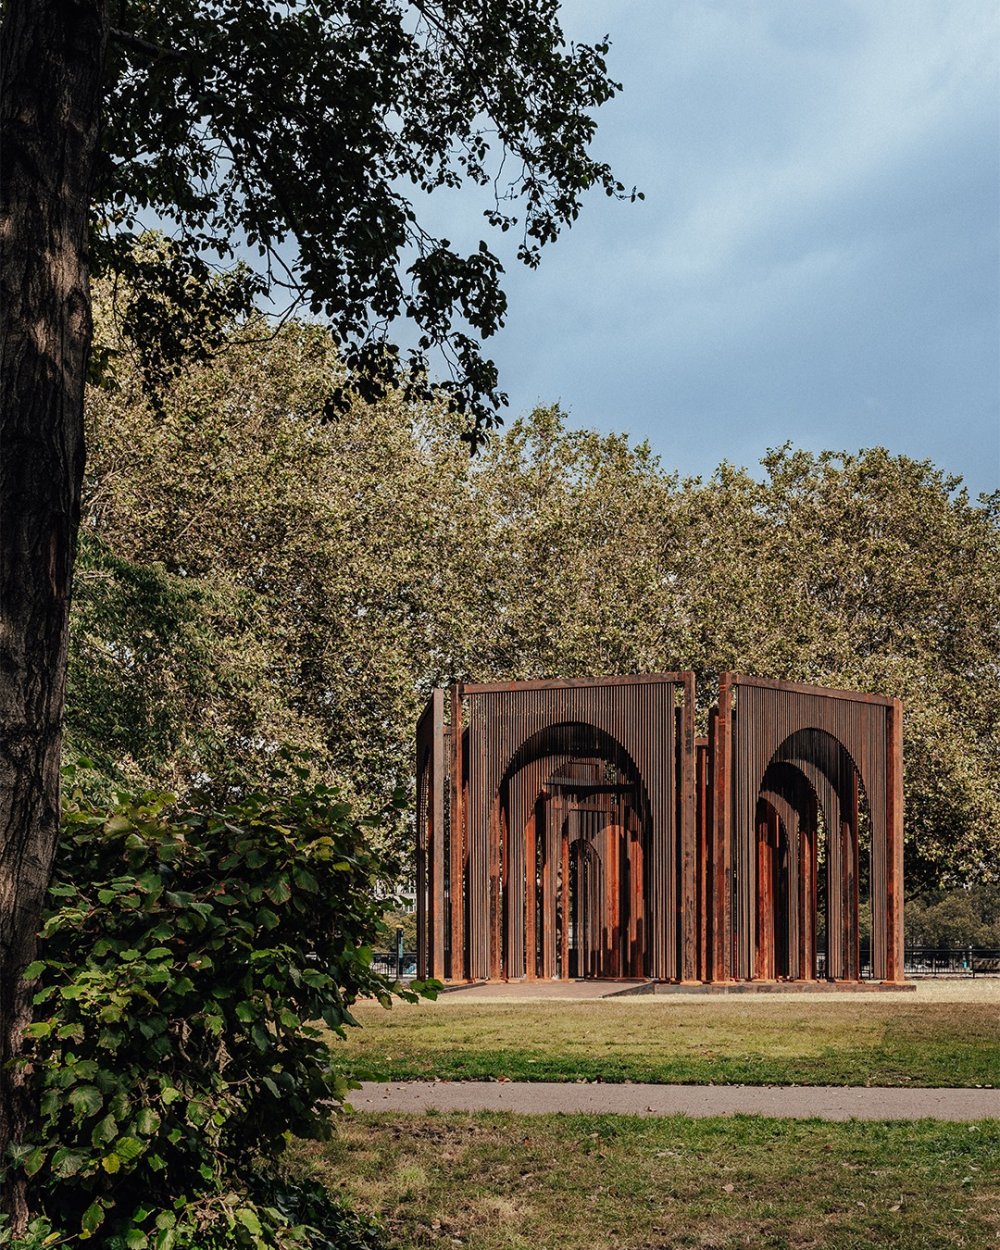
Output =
[
  {"x1": 96, "y1": 1, "x2": 631, "y2": 435},
  {"x1": 75, "y1": 300, "x2": 1000, "y2": 893}
]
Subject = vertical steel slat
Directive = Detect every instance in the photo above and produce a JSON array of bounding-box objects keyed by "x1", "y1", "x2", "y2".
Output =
[{"x1": 430, "y1": 689, "x2": 446, "y2": 978}]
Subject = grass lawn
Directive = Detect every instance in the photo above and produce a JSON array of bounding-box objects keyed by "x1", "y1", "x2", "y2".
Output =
[
  {"x1": 296, "y1": 1112, "x2": 1000, "y2": 1249},
  {"x1": 338, "y1": 997, "x2": 1000, "y2": 1087}
]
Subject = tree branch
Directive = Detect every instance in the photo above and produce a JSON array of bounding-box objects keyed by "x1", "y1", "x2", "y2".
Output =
[{"x1": 109, "y1": 28, "x2": 183, "y2": 62}]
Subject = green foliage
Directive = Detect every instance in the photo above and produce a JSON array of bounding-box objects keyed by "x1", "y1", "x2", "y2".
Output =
[
  {"x1": 67, "y1": 529, "x2": 295, "y2": 803},
  {"x1": 382, "y1": 910, "x2": 418, "y2": 951},
  {"x1": 77, "y1": 296, "x2": 477, "y2": 843},
  {"x1": 93, "y1": 2, "x2": 633, "y2": 437},
  {"x1": 906, "y1": 887, "x2": 1000, "y2": 947},
  {"x1": 77, "y1": 318, "x2": 1000, "y2": 889},
  {"x1": 3, "y1": 771, "x2": 433, "y2": 1247},
  {"x1": 94, "y1": 235, "x2": 265, "y2": 401}
]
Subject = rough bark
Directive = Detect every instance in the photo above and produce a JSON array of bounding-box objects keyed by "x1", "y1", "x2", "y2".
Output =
[{"x1": 0, "y1": 0, "x2": 107, "y2": 1227}]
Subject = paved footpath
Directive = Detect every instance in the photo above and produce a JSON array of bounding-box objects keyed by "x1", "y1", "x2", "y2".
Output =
[{"x1": 349, "y1": 1081, "x2": 1000, "y2": 1122}]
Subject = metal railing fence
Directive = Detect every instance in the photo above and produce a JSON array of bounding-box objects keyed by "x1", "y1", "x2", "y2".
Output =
[
  {"x1": 902, "y1": 946, "x2": 1000, "y2": 977},
  {"x1": 371, "y1": 949, "x2": 418, "y2": 981},
  {"x1": 367, "y1": 945, "x2": 1000, "y2": 982}
]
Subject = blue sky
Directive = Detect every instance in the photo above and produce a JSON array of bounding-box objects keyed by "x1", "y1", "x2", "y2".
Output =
[{"x1": 443, "y1": 0, "x2": 1000, "y2": 496}]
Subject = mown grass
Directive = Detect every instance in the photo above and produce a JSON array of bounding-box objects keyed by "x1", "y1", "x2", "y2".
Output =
[
  {"x1": 338, "y1": 998, "x2": 1000, "y2": 1087},
  {"x1": 295, "y1": 1112, "x2": 1000, "y2": 1249}
]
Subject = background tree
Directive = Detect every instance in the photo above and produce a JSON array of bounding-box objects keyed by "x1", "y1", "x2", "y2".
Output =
[
  {"x1": 76, "y1": 314, "x2": 1000, "y2": 893},
  {"x1": 0, "y1": 2, "x2": 628, "y2": 1203},
  {"x1": 905, "y1": 887, "x2": 1000, "y2": 948},
  {"x1": 78, "y1": 284, "x2": 474, "y2": 850}
]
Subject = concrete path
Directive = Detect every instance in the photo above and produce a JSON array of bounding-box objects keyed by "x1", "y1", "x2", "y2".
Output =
[{"x1": 349, "y1": 1080, "x2": 1000, "y2": 1122}]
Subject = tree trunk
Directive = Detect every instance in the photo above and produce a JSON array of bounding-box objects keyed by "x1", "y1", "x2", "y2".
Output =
[{"x1": 0, "y1": 0, "x2": 107, "y2": 1228}]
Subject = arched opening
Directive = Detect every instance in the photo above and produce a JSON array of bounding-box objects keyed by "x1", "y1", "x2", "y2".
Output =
[
  {"x1": 497, "y1": 723, "x2": 651, "y2": 979},
  {"x1": 753, "y1": 730, "x2": 871, "y2": 982},
  {"x1": 755, "y1": 761, "x2": 816, "y2": 981}
]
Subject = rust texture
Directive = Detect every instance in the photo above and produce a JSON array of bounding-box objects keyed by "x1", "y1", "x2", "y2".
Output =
[{"x1": 417, "y1": 673, "x2": 904, "y2": 985}]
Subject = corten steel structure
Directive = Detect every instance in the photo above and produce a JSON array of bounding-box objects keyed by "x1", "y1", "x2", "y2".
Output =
[{"x1": 417, "y1": 673, "x2": 904, "y2": 985}]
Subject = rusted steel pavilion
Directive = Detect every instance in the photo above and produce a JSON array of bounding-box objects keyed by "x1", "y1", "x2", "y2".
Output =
[{"x1": 416, "y1": 673, "x2": 904, "y2": 986}]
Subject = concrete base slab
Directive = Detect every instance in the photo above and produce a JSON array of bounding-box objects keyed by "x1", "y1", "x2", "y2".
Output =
[
  {"x1": 435, "y1": 978, "x2": 916, "y2": 999},
  {"x1": 439, "y1": 978, "x2": 654, "y2": 1001},
  {"x1": 653, "y1": 980, "x2": 917, "y2": 994}
]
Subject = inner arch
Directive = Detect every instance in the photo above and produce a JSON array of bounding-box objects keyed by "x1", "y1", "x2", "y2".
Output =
[
  {"x1": 497, "y1": 721, "x2": 652, "y2": 980},
  {"x1": 754, "y1": 729, "x2": 869, "y2": 982}
]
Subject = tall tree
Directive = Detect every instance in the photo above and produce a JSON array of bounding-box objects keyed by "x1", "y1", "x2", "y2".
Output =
[
  {"x1": 0, "y1": 10, "x2": 109, "y2": 1211},
  {"x1": 0, "y1": 1, "x2": 627, "y2": 1219},
  {"x1": 77, "y1": 331, "x2": 1000, "y2": 894}
]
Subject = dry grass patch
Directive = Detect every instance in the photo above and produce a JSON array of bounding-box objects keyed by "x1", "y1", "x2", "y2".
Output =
[
  {"x1": 338, "y1": 997, "x2": 999, "y2": 1087},
  {"x1": 295, "y1": 1112, "x2": 1000, "y2": 1249}
]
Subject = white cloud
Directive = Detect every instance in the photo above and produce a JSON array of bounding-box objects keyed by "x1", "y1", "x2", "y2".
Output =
[{"x1": 481, "y1": 0, "x2": 999, "y2": 492}]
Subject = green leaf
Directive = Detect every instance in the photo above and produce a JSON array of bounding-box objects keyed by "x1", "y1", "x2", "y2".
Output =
[
  {"x1": 91, "y1": 1113, "x2": 118, "y2": 1147},
  {"x1": 185, "y1": 1100, "x2": 208, "y2": 1127},
  {"x1": 136, "y1": 1106, "x2": 161, "y2": 1135},
  {"x1": 22, "y1": 1146, "x2": 47, "y2": 1177},
  {"x1": 51, "y1": 1148, "x2": 86, "y2": 1178},
  {"x1": 116, "y1": 1135, "x2": 145, "y2": 1161},
  {"x1": 81, "y1": 1201, "x2": 105, "y2": 1235},
  {"x1": 22, "y1": 960, "x2": 46, "y2": 980},
  {"x1": 102, "y1": 1152, "x2": 121, "y2": 1174},
  {"x1": 264, "y1": 876, "x2": 291, "y2": 905},
  {"x1": 126, "y1": 1230, "x2": 149, "y2": 1248},
  {"x1": 293, "y1": 867, "x2": 319, "y2": 893},
  {"x1": 235, "y1": 1209, "x2": 262, "y2": 1236},
  {"x1": 69, "y1": 1084, "x2": 103, "y2": 1118}
]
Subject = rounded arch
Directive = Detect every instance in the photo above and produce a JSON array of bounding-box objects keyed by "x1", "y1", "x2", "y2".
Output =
[
  {"x1": 496, "y1": 720, "x2": 653, "y2": 981},
  {"x1": 754, "y1": 728, "x2": 869, "y2": 982},
  {"x1": 756, "y1": 760, "x2": 819, "y2": 981},
  {"x1": 500, "y1": 721, "x2": 650, "y2": 809}
]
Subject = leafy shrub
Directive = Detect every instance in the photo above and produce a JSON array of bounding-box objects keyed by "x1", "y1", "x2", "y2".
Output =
[{"x1": 3, "y1": 770, "x2": 431, "y2": 1247}]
